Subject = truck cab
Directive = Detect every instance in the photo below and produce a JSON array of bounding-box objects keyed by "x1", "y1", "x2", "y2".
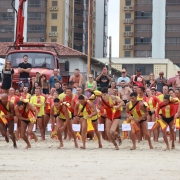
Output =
[{"x1": 6, "y1": 50, "x2": 60, "y2": 89}]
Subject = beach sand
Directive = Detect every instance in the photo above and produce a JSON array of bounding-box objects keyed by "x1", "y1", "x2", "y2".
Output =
[{"x1": 0, "y1": 136, "x2": 180, "y2": 180}]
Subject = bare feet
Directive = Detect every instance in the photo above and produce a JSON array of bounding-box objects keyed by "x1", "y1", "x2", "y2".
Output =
[
  {"x1": 64, "y1": 136, "x2": 67, "y2": 140},
  {"x1": 149, "y1": 145, "x2": 154, "y2": 149},
  {"x1": 163, "y1": 147, "x2": 170, "y2": 151},
  {"x1": 34, "y1": 135, "x2": 38, "y2": 142},
  {"x1": 80, "y1": 146, "x2": 86, "y2": 149},
  {"x1": 13, "y1": 144, "x2": 17, "y2": 149},
  {"x1": 99, "y1": 144, "x2": 102, "y2": 148},
  {"x1": 130, "y1": 146, "x2": 136, "y2": 150},
  {"x1": 74, "y1": 142, "x2": 78, "y2": 148},
  {"x1": 57, "y1": 144, "x2": 64, "y2": 149},
  {"x1": 171, "y1": 145, "x2": 175, "y2": 149},
  {"x1": 114, "y1": 145, "x2": 119, "y2": 150},
  {"x1": 118, "y1": 138, "x2": 122, "y2": 146},
  {"x1": 25, "y1": 144, "x2": 31, "y2": 149},
  {"x1": 5, "y1": 135, "x2": 9, "y2": 143}
]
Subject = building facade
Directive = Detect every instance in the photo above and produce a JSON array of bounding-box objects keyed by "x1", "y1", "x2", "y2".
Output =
[
  {"x1": 96, "y1": 57, "x2": 178, "y2": 79},
  {"x1": 119, "y1": 0, "x2": 180, "y2": 66},
  {"x1": 0, "y1": 0, "x2": 108, "y2": 58},
  {"x1": 95, "y1": 0, "x2": 108, "y2": 58},
  {"x1": 0, "y1": 0, "x2": 15, "y2": 42}
]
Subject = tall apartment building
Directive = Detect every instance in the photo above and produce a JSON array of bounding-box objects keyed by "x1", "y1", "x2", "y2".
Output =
[
  {"x1": 119, "y1": 0, "x2": 180, "y2": 66},
  {"x1": 0, "y1": 0, "x2": 15, "y2": 42},
  {"x1": 0, "y1": 0, "x2": 108, "y2": 57},
  {"x1": 95, "y1": 0, "x2": 108, "y2": 58}
]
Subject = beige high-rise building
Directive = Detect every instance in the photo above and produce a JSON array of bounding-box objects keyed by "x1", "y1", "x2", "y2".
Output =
[
  {"x1": 119, "y1": 0, "x2": 134, "y2": 58},
  {"x1": 119, "y1": 0, "x2": 180, "y2": 66},
  {"x1": 0, "y1": 0, "x2": 108, "y2": 57},
  {"x1": 46, "y1": 0, "x2": 74, "y2": 46}
]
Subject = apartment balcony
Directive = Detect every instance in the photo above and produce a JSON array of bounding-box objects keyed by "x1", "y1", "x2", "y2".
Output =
[
  {"x1": 28, "y1": 7, "x2": 46, "y2": 13},
  {"x1": 27, "y1": 18, "x2": 46, "y2": 25},
  {"x1": 166, "y1": 32, "x2": 180, "y2": 37},
  {"x1": 134, "y1": 44, "x2": 152, "y2": 51},
  {"x1": 27, "y1": 31, "x2": 46, "y2": 38},
  {"x1": 166, "y1": 43, "x2": 180, "y2": 50},
  {"x1": 134, "y1": 6, "x2": 152, "y2": 11},
  {"x1": 134, "y1": 19, "x2": 152, "y2": 24},
  {"x1": 134, "y1": 31, "x2": 152, "y2": 37}
]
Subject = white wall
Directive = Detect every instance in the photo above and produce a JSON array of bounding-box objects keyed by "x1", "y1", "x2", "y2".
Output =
[
  {"x1": 59, "y1": 57, "x2": 119, "y2": 81},
  {"x1": 95, "y1": 0, "x2": 105, "y2": 58},
  {"x1": 152, "y1": 0, "x2": 166, "y2": 58}
]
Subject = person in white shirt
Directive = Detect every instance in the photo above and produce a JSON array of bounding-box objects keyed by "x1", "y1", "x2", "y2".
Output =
[{"x1": 117, "y1": 69, "x2": 130, "y2": 90}]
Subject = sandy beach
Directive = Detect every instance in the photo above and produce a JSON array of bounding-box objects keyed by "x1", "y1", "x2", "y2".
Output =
[{"x1": 0, "y1": 136, "x2": 180, "y2": 180}]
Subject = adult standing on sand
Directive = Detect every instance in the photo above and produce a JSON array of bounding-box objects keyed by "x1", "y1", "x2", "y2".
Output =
[
  {"x1": 15, "y1": 100, "x2": 38, "y2": 149},
  {"x1": 69, "y1": 69, "x2": 83, "y2": 89}
]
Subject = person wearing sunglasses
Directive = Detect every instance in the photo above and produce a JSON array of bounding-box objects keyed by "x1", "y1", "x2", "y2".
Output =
[
  {"x1": 1, "y1": 60, "x2": 14, "y2": 93},
  {"x1": 85, "y1": 74, "x2": 97, "y2": 98},
  {"x1": 117, "y1": 68, "x2": 130, "y2": 90}
]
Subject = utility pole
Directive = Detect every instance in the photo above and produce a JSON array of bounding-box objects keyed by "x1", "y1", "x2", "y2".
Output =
[
  {"x1": 109, "y1": 36, "x2": 112, "y2": 75},
  {"x1": 87, "y1": 0, "x2": 92, "y2": 76}
]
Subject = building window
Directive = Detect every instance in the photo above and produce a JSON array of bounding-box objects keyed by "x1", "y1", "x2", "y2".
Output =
[
  {"x1": 124, "y1": 51, "x2": 131, "y2": 57},
  {"x1": 125, "y1": 25, "x2": 131, "y2": 31},
  {"x1": 166, "y1": 11, "x2": 180, "y2": 19},
  {"x1": 135, "y1": 64, "x2": 153, "y2": 75},
  {"x1": 0, "y1": 12, "x2": 14, "y2": 20},
  {"x1": 125, "y1": 13, "x2": 131, "y2": 19},
  {"x1": 166, "y1": 24, "x2": 180, "y2": 32},
  {"x1": 74, "y1": 33, "x2": 83, "y2": 40},
  {"x1": 27, "y1": 25, "x2": 46, "y2": 33},
  {"x1": 28, "y1": 12, "x2": 46, "y2": 20},
  {"x1": 125, "y1": 0, "x2": 131, "y2": 6},
  {"x1": 74, "y1": 21, "x2": 83, "y2": 28},
  {"x1": 166, "y1": 0, "x2": 180, "y2": 5},
  {"x1": 27, "y1": 38, "x2": 44, "y2": 42},
  {"x1": 51, "y1": 38, "x2": 57, "y2": 42},
  {"x1": 125, "y1": 38, "x2": 131, "y2": 44},
  {"x1": 134, "y1": 37, "x2": 151, "y2": 45},
  {"x1": 52, "y1": 1, "x2": 58, "y2": 6},
  {"x1": 135, "y1": 11, "x2": 152, "y2": 19},
  {"x1": 135, "y1": 0, "x2": 152, "y2": 5},
  {"x1": 166, "y1": 51, "x2": 180, "y2": 57},
  {"x1": 0, "y1": 25, "x2": 14, "y2": 33},
  {"x1": 74, "y1": 44, "x2": 83, "y2": 52},
  {"x1": 51, "y1": 13, "x2": 57, "y2": 19},
  {"x1": 0, "y1": 38, "x2": 13, "y2": 42},
  {"x1": 75, "y1": 0, "x2": 82, "y2": 4},
  {"x1": 166, "y1": 37, "x2": 180, "y2": 45},
  {"x1": 28, "y1": 0, "x2": 47, "y2": 7},
  {"x1": 134, "y1": 50, "x2": 152, "y2": 57},
  {"x1": 51, "y1": 26, "x2": 57, "y2": 32},
  {"x1": 74, "y1": 9, "x2": 83, "y2": 16},
  {"x1": 135, "y1": 24, "x2": 152, "y2": 32}
]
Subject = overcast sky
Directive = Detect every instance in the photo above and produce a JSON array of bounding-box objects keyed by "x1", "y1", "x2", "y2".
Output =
[{"x1": 108, "y1": 0, "x2": 120, "y2": 57}]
